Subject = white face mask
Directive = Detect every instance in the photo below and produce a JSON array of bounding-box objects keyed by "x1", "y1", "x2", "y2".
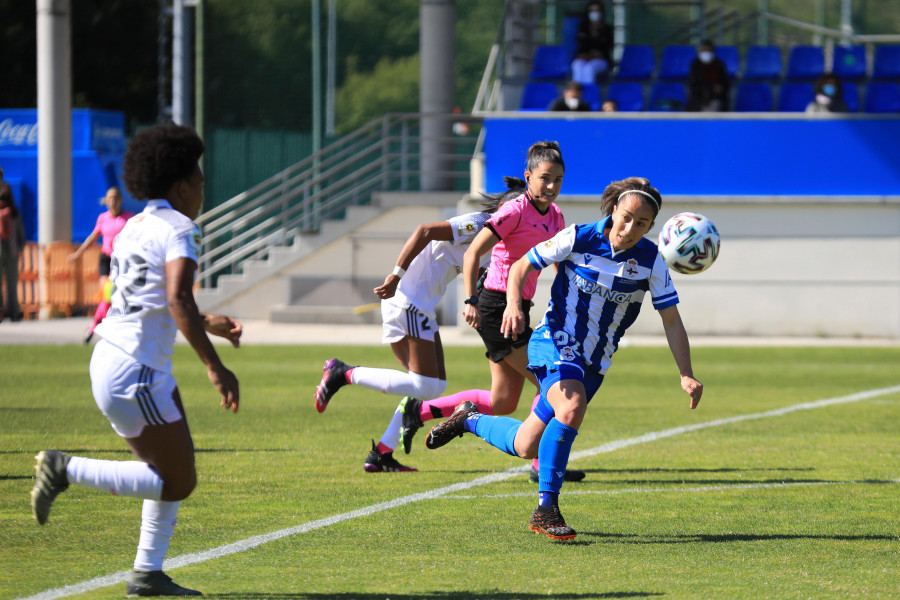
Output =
[
  {"x1": 588, "y1": 11, "x2": 602, "y2": 23},
  {"x1": 699, "y1": 51, "x2": 714, "y2": 64},
  {"x1": 565, "y1": 97, "x2": 580, "y2": 110}
]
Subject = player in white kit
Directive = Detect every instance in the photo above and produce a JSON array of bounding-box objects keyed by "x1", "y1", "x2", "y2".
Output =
[{"x1": 30, "y1": 123, "x2": 242, "y2": 597}]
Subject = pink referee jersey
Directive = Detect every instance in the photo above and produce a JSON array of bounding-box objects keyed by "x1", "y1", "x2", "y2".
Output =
[
  {"x1": 94, "y1": 210, "x2": 134, "y2": 256},
  {"x1": 483, "y1": 193, "x2": 565, "y2": 300}
]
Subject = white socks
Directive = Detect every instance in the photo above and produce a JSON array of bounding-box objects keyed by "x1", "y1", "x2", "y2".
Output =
[
  {"x1": 350, "y1": 367, "x2": 446, "y2": 400},
  {"x1": 134, "y1": 500, "x2": 180, "y2": 571},
  {"x1": 66, "y1": 456, "x2": 163, "y2": 500},
  {"x1": 378, "y1": 408, "x2": 404, "y2": 452}
]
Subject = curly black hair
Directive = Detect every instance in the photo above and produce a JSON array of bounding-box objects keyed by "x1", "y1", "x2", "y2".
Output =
[{"x1": 122, "y1": 123, "x2": 205, "y2": 200}]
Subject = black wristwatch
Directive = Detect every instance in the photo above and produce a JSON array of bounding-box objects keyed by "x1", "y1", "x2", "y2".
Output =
[{"x1": 464, "y1": 295, "x2": 479, "y2": 306}]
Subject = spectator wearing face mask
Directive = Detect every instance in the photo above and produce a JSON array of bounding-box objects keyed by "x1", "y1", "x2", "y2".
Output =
[
  {"x1": 571, "y1": 1, "x2": 614, "y2": 86},
  {"x1": 687, "y1": 39, "x2": 731, "y2": 112},
  {"x1": 548, "y1": 81, "x2": 592, "y2": 112},
  {"x1": 806, "y1": 72, "x2": 849, "y2": 113}
]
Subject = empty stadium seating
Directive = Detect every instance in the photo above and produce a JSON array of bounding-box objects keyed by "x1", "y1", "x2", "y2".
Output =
[
  {"x1": 872, "y1": 45, "x2": 900, "y2": 80},
  {"x1": 657, "y1": 45, "x2": 696, "y2": 80},
  {"x1": 649, "y1": 82, "x2": 687, "y2": 111},
  {"x1": 785, "y1": 45, "x2": 825, "y2": 81},
  {"x1": 832, "y1": 45, "x2": 867, "y2": 81},
  {"x1": 735, "y1": 82, "x2": 774, "y2": 112},
  {"x1": 864, "y1": 81, "x2": 900, "y2": 113},
  {"x1": 529, "y1": 45, "x2": 570, "y2": 81},
  {"x1": 777, "y1": 82, "x2": 815, "y2": 112},
  {"x1": 520, "y1": 82, "x2": 559, "y2": 110},
  {"x1": 605, "y1": 82, "x2": 645, "y2": 111},
  {"x1": 742, "y1": 45, "x2": 783, "y2": 80},
  {"x1": 615, "y1": 45, "x2": 655, "y2": 80}
]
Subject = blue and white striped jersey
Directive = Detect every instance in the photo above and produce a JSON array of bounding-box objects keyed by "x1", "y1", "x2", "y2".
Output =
[{"x1": 526, "y1": 216, "x2": 679, "y2": 374}]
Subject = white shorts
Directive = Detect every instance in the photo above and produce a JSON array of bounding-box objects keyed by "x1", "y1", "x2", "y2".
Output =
[
  {"x1": 381, "y1": 299, "x2": 438, "y2": 344},
  {"x1": 89, "y1": 339, "x2": 183, "y2": 438}
]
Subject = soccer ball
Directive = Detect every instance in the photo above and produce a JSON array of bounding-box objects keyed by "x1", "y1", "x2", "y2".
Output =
[{"x1": 657, "y1": 212, "x2": 720, "y2": 274}]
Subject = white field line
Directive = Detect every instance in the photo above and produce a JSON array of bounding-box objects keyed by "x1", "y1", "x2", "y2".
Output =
[
  {"x1": 442, "y1": 479, "x2": 900, "y2": 499},
  {"x1": 18, "y1": 384, "x2": 900, "y2": 600}
]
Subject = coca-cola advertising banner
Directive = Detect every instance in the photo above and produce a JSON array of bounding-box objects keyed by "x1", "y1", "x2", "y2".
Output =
[{"x1": 0, "y1": 109, "x2": 125, "y2": 153}]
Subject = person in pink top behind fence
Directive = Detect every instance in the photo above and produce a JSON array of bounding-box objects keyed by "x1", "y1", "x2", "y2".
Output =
[{"x1": 68, "y1": 186, "x2": 134, "y2": 343}]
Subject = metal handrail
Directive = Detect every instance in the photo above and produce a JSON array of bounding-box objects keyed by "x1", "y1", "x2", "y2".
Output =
[{"x1": 195, "y1": 112, "x2": 483, "y2": 289}]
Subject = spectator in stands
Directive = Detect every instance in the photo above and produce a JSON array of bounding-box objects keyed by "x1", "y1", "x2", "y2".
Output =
[
  {"x1": 0, "y1": 183, "x2": 26, "y2": 322},
  {"x1": 601, "y1": 99, "x2": 618, "y2": 113},
  {"x1": 687, "y1": 39, "x2": 731, "y2": 112},
  {"x1": 571, "y1": 1, "x2": 613, "y2": 85},
  {"x1": 68, "y1": 186, "x2": 134, "y2": 344},
  {"x1": 806, "y1": 72, "x2": 849, "y2": 113},
  {"x1": 548, "y1": 81, "x2": 592, "y2": 112}
]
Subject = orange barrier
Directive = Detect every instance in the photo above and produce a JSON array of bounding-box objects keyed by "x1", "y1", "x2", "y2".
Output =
[{"x1": 13, "y1": 242, "x2": 104, "y2": 319}]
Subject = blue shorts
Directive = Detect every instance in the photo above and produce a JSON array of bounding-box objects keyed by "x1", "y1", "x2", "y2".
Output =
[{"x1": 527, "y1": 324, "x2": 605, "y2": 424}]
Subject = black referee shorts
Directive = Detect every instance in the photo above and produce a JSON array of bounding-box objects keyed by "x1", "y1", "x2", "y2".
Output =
[{"x1": 475, "y1": 288, "x2": 533, "y2": 363}]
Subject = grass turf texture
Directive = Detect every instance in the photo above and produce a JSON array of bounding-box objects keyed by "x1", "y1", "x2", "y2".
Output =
[{"x1": 0, "y1": 344, "x2": 898, "y2": 599}]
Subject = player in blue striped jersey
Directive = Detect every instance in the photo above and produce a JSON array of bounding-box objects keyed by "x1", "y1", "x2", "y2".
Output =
[{"x1": 426, "y1": 177, "x2": 703, "y2": 541}]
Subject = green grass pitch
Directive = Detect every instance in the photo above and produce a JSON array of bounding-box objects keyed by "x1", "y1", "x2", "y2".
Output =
[{"x1": 1, "y1": 344, "x2": 898, "y2": 599}]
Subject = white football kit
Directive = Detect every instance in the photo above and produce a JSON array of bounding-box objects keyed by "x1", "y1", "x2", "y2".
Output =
[
  {"x1": 381, "y1": 211, "x2": 491, "y2": 343},
  {"x1": 92, "y1": 200, "x2": 201, "y2": 437}
]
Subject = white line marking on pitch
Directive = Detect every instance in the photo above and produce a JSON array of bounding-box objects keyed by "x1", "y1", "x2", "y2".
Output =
[
  {"x1": 19, "y1": 384, "x2": 900, "y2": 600},
  {"x1": 442, "y1": 478, "x2": 900, "y2": 499}
]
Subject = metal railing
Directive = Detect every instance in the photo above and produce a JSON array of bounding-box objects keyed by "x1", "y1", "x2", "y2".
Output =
[{"x1": 194, "y1": 112, "x2": 483, "y2": 289}]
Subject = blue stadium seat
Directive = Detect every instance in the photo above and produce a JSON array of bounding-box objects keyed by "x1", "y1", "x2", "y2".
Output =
[
  {"x1": 872, "y1": 45, "x2": 900, "y2": 80},
  {"x1": 648, "y1": 82, "x2": 687, "y2": 111},
  {"x1": 605, "y1": 82, "x2": 645, "y2": 111},
  {"x1": 832, "y1": 45, "x2": 867, "y2": 81},
  {"x1": 581, "y1": 82, "x2": 602, "y2": 111},
  {"x1": 842, "y1": 82, "x2": 860, "y2": 112},
  {"x1": 777, "y1": 82, "x2": 814, "y2": 112},
  {"x1": 519, "y1": 82, "x2": 559, "y2": 110},
  {"x1": 716, "y1": 45, "x2": 741, "y2": 78},
  {"x1": 615, "y1": 45, "x2": 655, "y2": 80},
  {"x1": 657, "y1": 45, "x2": 696, "y2": 80},
  {"x1": 529, "y1": 45, "x2": 570, "y2": 81},
  {"x1": 562, "y1": 15, "x2": 582, "y2": 61},
  {"x1": 734, "y1": 82, "x2": 774, "y2": 111},
  {"x1": 743, "y1": 45, "x2": 783, "y2": 80},
  {"x1": 785, "y1": 45, "x2": 825, "y2": 81},
  {"x1": 864, "y1": 81, "x2": 900, "y2": 113}
]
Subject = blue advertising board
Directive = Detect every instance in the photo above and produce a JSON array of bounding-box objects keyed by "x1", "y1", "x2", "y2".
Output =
[
  {"x1": 0, "y1": 108, "x2": 139, "y2": 242},
  {"x1": 483, "y1": 115, "x2": 900, "y2": 196}
]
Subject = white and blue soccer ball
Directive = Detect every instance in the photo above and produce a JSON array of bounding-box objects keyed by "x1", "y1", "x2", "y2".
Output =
[{"x1": 657, "y1": 212, "x2": 720, "y2": 274}]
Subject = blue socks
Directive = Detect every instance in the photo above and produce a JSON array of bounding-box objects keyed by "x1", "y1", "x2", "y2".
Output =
[
  {"x1": 469, "y1": 415, "x2": 522, "y2": 457},
  {"x1": 537, "y1": 418, "x2": 579, "y2": 499},
  {"x1": 465, "y1": 414, "x2": 580, "y2": 507}
]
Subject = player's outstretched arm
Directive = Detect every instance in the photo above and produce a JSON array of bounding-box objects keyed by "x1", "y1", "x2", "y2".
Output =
[
  {"x1": 374, "y1": 221, "x2": 454, "y2": 299},
  {"x1": 658, "y1": 305, "x2": 703, "y2": 409},
  {"x1": 167, "y1": 257, "x2": 240, "y2": 413}
]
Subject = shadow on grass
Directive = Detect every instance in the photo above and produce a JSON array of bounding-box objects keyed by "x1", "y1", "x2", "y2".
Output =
[
  {"x1": 205, "y1": 592, "x2": 662, "y2": 599},
  {"x1": 581, "y1": 531, "x2": 897, "y2": 544}
]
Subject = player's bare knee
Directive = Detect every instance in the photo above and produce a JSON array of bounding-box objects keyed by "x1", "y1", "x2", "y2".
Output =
[{"x1": 161, "y1": 469, "x2": 196, "y2": 501}]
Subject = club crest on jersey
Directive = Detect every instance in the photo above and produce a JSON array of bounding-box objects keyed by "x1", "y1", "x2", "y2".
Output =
[
  {"x1": 458, "y1": 221, "x2": 477, "y2": 235},
  {"x1": 560, "y1": 346, "x2": 576, "y2": 361},
  {"x1": 622, "y1": 258, "x2": 640, "y2": 278}
]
